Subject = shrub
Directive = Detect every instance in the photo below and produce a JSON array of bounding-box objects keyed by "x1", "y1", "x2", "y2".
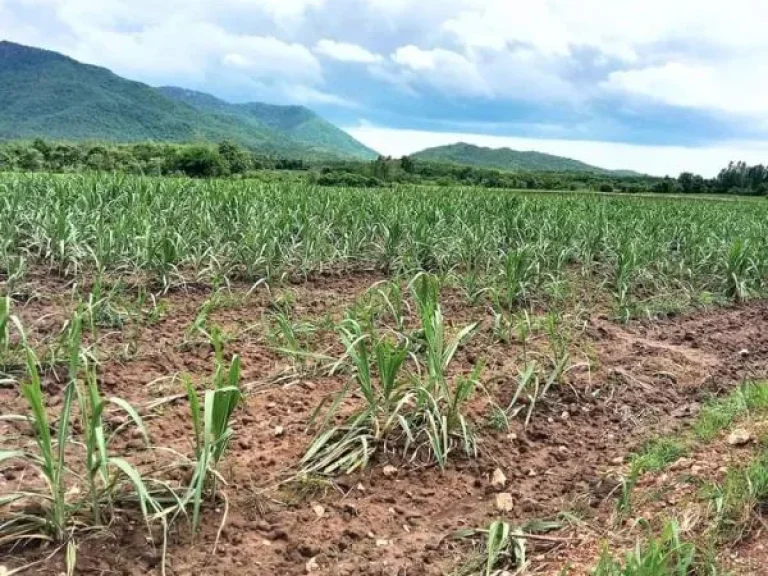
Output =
[{"x1": 172, "y1": 146, "x2": 229, "y2": 178}]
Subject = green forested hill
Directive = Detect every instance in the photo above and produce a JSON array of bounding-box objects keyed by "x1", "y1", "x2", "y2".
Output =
[
  {"x1": 158, "y1": 87, "x2": 376, "y2": 160},
  {"x1": 412, "y1": 142, "x2": 635, "y2": 174},
  {"x1": 0, "y1": 41, "x2": 375, "y2": 160}
]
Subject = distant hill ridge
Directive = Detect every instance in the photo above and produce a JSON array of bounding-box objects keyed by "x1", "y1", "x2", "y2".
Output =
[
  {"x1": 411, "y1": 142, "x2": 638, "y2": 175},
  {"x1": 0, "y1": 41, "x2": 376, "y2": 160}
]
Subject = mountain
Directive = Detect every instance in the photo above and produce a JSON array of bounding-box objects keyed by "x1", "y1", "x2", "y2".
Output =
[
  {"x1": 158, "y1": 87, "x2": 376, "y2": 160},
  {"x1": 0, "y1": 41, "x2": 376, "y2": 160},
  {"x1": 411, "y1": 142, "x2": 633, "y2": 174}
]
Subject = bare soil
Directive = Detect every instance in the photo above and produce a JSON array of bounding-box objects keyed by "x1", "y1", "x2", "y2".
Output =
[{"x1": 2, "y1": 272, "x2": 768, "y2": 575}]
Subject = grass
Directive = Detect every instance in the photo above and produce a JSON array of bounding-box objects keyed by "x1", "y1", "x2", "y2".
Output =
[
  {"x1": 707, "y1": 452, "x2": 768, "y2": 542},
  {"x1": 613, "y1": 382, "x2": 768, "y2": 527},
  {"x1": 591, "y1": 521, "x2": 723, "y2": 575},
  {"x1": 625, "y1": 382, "x2": 768, "y2": 480},
  {"x1": 695, "y1": 382, "x2": 768, "y2": 442},
  {"x1": 608, "y1": 383, "x2": 768, "y2": 568},
  {"x1": 630, "y1": 439, "x2": 688, "y2": 476}
]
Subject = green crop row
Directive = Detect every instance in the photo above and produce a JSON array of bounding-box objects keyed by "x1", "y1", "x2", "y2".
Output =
[{"x1": 1, "y1": 173, "x2": 767, "y2": 310}]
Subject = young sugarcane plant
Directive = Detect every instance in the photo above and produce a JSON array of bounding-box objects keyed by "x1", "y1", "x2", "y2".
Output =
[
  {"x1": 613, "y1": 243, "x2": 637, "y2": 323},
  {"x1": 453, "y1": 519, "x2": 562, "y2": 576},
  {"x1": 183, "y1": 352, "x2": 242, "y2": 532},
  {"x1": 0, "y1": 295, "x2": 10, "y2": 356},
  {"x1": 0, "y1": 312, "x2": 160, "y2": 560},
  {"x1": 267, "y1": 309, "x2": 320, "y2": 375},
  {"x1": 307, "y1": 273, "x2": 482, "y2": 472},
  {"x1": 409, "y1": 273, "x2": 482, "y2": 467},
  {"x1": 0, "y1": 345, "x2": 74, "y2": 544},
  {"x1": 375, "y1": 280, "x2": 407, "y2": 332},
  {"x1": 0, "y1": 295, "x2": 15, "y2": 372},
  {"x1": 410, "y1": 273, "x2": 478, "y2": 397},
  {"x1": 724, "y1": 238, "x2": 755, "y2": 302},
  {"x1": 409, "y1": 365, "x2": 482, "y2": 469},
  {"x1": 0, "y1": 313, "x2": 84, "y2": 544},
  {"x1": 75, "y1": 364, "x2": 152, "y2": 526},
  {"x1": 301, "y1": 321, "x2": 410, "y2": 475},
  {"x1": 501, "y1": 246, "x2": 537, "y2": 310}
]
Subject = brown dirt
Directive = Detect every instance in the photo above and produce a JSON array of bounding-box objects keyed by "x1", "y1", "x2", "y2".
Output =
[{"x1": 3, "y1": 273, "x2": 768, "y2": 575}]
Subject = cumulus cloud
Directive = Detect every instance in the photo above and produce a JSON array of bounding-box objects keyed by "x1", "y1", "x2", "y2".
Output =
[
  {"x1": 3, "y1": 0, "x2": 768, "y2": 157},
  {"x1": 287, "y1": 84, "x2": 359, "y2": 107},
  {"x1": 315, "y1": 39, "x2": 382, "y2": 63},
  {"x1": 441, "y1": 0, "x2": 768, "y2": 59},
  {"x1": 391, "y1": 45, "x2": 438, "y2": 71},
  {"x1": 388, "y1": 44, "x2": 576, "y2": 102},
  {"x1": 0, "y1": 0, "x2": 326, "y2": 101},
  {"x1": 216, "y1": 36, "x2": 321, "y2": 82},
  {"x1": 602, "y1": 60, "x2": 768, "y2": 114},
  {"x1": 390, "y1": 45, "x2": 491, "y2": 97}
]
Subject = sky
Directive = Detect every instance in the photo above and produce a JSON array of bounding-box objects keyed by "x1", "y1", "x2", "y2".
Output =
[{"x1": 2, "y1": 0, "x2": 768, "y2": 176}]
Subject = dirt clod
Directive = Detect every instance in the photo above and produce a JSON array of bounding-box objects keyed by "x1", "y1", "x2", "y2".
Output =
[
  {"x1": 727, "y1": 429, "x2": 752, "y2": 446},
  {"x1": 311, "y1": 503, "x2": 325, "y2": 518},
  {"x1": 491, "y1": 468, "x2": 507, "y2": 488},
  {"x1": 495, "y1": 493, "x2": 514, "y2": 512}
]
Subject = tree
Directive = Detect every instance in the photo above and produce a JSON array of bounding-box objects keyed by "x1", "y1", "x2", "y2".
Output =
[
  {"x1": 371, "y1": 155, "x2": 391, "y2": 179},
  {"x1": 173, "y1": 146, "x2": 228, "y2": 178},
  {"x1": 653, "y1": 177, "x2": 678, "y2": 194},
  {"x1": 32, "y1": 138, "x2": 51, "y2": 160},
  {"x1": 678, "y1": 172, "x2": 694, "y2": 193},
  {"x1": 400, "y1": 155, "x2": 415, "y2": 174},
  {"x1": 85, "y1": 145, "x2": 114, "y2": 171},
  {"x1": 0, "y1": 149, "x2": 14, "y2": 171},
  {"x1": 50, "y1": 144, "x2": 82, "y2": 171},
  {"x1": 17, "y1": 147, "x2": 44, "y2": 171},
  {"x1": 218, "y1": 141, "x2": 251, "y2": 174}
]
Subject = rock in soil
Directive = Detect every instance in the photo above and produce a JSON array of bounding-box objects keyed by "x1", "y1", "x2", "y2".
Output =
[
  {"x1": 495, "y1": 493, "x2": 514, "y2": 512},
  {"x1": 727, "y1": 429, "x2": 752, "y2": 446},
  {"x1": 491, "y1": 468, "x2": 507, "y2": 488}
]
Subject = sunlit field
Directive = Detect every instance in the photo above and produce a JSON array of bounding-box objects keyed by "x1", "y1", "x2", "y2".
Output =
[{"x1": 2, "y1": 174, "x2": 768, "y2": 575}]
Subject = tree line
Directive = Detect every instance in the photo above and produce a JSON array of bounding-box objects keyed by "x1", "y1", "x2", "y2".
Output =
[{"x1": 1, "y1": 139, "x2": 766, "y2": 196}]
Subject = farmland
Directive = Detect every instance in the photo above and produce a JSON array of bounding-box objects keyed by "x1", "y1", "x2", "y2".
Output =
[{"x1": 2, "y1": 173, "x2": 768, "y2": 575}]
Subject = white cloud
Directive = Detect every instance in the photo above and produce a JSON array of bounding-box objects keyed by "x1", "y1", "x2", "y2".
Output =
[
  {"x1": 391, "y1": 45, "x2": 437, "y2": 70},
  {"x1": 603, "y1": 61, "x2": 768, "y2": 114},
  {"x1": 217, "y1": 36, "x2": 322, "y2": 82},
  {"x1": 314, "y1": 39, "x2": 382, "y2": 63},
  {"x1": 5, "y1": 0, "x2": 768, "y2": 144},
  {"x1": 435, "y1": 0, "x2": 768, "y2": 114},
  {"x1": 287, "y1": 84, "x2": 359, "y2": 107},
  {"x1": 389, "y1": 44, "x2": 575, "y2": 102},
  {"x1": 441, "y1": 0, "x2": 768, "y2": 59},
  {"x1": 247, "y1": 0, "x2": 326, "y2": 22},
  {"x1": 346, "y1": 124, "x2": 768, "y2": 177},
  {"x1": 390, "y1": 45, "x2": 491, "y2": 97},
  {"x1": 444, "y1": 2, "x2": 572, "y2": 55},
  {"x1": 0, "y1": 0, "x2": 324, "y2": 86}
]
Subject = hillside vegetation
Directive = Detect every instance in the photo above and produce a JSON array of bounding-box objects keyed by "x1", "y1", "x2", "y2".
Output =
[
  {"x1": 0, "y1": 41, "x2": 375, "y2": 160},
  {"x1": 412, "y1": 142, "x2": 637, "y2": 174}
]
